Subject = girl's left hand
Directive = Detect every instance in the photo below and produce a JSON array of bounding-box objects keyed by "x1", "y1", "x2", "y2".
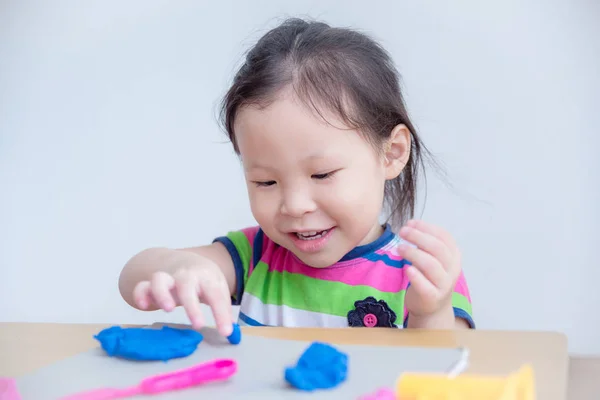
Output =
[{"x1": 398, "y1": 219, "x2": 461, "y2": 318}]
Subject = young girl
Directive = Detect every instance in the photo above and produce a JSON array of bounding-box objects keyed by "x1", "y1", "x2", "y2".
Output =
[{"x1": 118, "y1": 18, "x2": 474, "y2": 337}]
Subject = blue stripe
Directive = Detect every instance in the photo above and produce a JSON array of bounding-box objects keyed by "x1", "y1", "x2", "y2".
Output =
[
  {"x1": 363, "y1": 252, "x2": 411, "y2": 268},
  {"x1": 340, "y1": 224, "x2": 394, "y2": 261},
  {"x1": 453, "y1": 307, "x2": 476, "y2": 329},
  {"x1": 252, "y1": 229, "x2": 264, "y2": 270},
  {"x1": 212, "y1": 236, "x2": 244, "y2": 305},
  {"x1": 239, "y1": 311, "x2": 266, "y2": 326}
]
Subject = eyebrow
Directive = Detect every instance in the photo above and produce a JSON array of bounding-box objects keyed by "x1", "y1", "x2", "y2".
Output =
[
  {"x1": 245, "y1": 163, "x2": 274, "y2": 172},
  {"x1": 305, "y1": 153, "x2": 330, "y2": 161},
  {"x1": 244, "y1": 152, "x2": 339, "y2": 171}
]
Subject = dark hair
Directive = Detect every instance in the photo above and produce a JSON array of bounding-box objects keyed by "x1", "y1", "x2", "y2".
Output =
[{"x1": 219, "y1": 17, "x2": 434, "y2": 230}]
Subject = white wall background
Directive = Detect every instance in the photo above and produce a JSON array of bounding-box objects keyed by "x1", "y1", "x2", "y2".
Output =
[{"x1": 1, "y1": 0, "x2": 598, "y2": 355}]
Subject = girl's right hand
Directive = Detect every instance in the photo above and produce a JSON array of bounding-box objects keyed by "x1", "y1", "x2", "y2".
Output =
[{"x1": 132, "y1": 256, "x2": 234, "y2": 337}]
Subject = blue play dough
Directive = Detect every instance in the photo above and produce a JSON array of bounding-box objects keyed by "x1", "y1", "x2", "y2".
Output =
[
  {"x1": 227, "y1": 323, "x2": 241, "y2": 345},
  {"x1": 284, "y1": 342, "x2": 348, "y2": 391},
  {"x1": 94, "y1": 325, "x2": 203, "y2": 361}
]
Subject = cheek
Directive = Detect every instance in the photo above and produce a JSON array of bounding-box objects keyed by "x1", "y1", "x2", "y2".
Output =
[
  {"x1": 331, "y1": 165, "x2": 385, "y2": 212},
  {"x1": 247, "y1": 188, "x2": 277, "y2": 224}
]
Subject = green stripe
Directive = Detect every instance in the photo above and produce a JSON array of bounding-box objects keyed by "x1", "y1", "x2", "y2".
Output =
[
  {"x1": 245, "y1": 262, "x2": 406, "y2": 317},
  {"x1": 245, "y1": 262, "x2": 474, "y2": 318},
  {"x1": 452, "y1": 292, "x2": 473, "y2": 316},
  {"x1": 226, "y1": 231, "x2": 252, "y2": 282}
]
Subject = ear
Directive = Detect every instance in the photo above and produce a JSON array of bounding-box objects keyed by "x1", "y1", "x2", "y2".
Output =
[{"x1": 383, "y1": 124, "x2": 411, "y2": 180}]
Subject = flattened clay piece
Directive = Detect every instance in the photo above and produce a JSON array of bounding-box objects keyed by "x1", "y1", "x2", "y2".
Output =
[
  {"x1": 94, "y1": 325, "x2": 203, "y2": 361},
  {"x1": 284, "y1": 342, "x2": 348, "y2": 391}
]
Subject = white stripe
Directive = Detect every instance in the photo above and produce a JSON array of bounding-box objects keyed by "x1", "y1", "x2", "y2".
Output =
[{"x1": 239, "y1": 292, "x2": 349, "y2": 327}]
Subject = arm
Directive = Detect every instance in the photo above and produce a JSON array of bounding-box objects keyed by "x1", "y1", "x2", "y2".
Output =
[{"x1": 118, "y1": 242, "x2": 236, "y2": 311}]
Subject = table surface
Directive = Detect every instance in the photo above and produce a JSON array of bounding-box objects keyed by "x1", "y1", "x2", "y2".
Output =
[{"x1": 0, "y1": 322, "x2": 593, "y2": 400}]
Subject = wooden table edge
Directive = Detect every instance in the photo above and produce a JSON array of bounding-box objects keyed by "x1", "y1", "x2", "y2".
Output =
[{"x1": 0, "y1": 322, "x2": 571, "y2": 400}]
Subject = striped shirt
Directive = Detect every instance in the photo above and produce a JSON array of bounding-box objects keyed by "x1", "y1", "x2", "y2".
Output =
[{"x1": 213, "y1": 224, "x2": 474, "y2": 328}]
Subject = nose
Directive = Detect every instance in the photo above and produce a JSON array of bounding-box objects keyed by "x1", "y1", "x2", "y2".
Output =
[{"x1": 280, "y1": 186, "x2": 317, "y2": 217}]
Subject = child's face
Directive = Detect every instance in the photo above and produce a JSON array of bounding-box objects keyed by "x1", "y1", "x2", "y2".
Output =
[{"x1": 234, "y1": 90, "x2": 405, "y2": 268}]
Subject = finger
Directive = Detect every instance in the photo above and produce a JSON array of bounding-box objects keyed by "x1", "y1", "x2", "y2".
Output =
[
  {"x1": 405, "y1": 220, "x2": 457, "y2": 252},
  {"x1": 399, "y1": 226, "x2": 453, "y2": 270},
  {"x1": 133, "y1": 281, "x2": 152, "y2": 310},
  {"x1": 175, "y1": 272, "x2": 205, "y2": 330},
  {"x1": 198, "y1": 277, "x2": 234, "y2": 337},
  {"x1": 405, "y1": 265, "x2": 438, "y2": 301},
  {"x1": 150, "y1": 272, "x2": 176, "y2": 311},
  {"x1": 399, "y1": 244, "x2": 447, "y2": 289}
]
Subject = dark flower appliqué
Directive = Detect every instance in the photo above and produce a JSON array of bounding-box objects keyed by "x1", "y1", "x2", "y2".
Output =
[{"x1": 347, "y1": 296, "x2": 397, "y2": 328}]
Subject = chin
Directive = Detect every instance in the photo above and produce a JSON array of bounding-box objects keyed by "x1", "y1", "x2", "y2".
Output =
[{"x1": 292, "y1": 251, "x2": 342, "y2": 269}]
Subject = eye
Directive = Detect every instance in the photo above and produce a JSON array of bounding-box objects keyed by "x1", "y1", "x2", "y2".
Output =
[
  {"x1": 312, "y1": 170, "x2": 337, "y2": 180},
  {"x1": 253, "y1": 180, "x2": 276, "y2": 187}
]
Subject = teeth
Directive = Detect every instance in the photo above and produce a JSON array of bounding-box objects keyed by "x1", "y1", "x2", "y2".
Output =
[
  {"x1": 301, "y1": 231, "x2": 317, "y2": 237},
  {"x1": 296, "y1": 230, "x2": 328, "y2": 240}
]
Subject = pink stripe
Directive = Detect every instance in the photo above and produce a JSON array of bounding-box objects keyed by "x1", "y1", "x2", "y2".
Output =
[
  {"x1": 263, "y1": 247, "x2": 409, "y2": 292},
  {"x1": 453, "y1": 270, "x2": 471, "y2": 301}
]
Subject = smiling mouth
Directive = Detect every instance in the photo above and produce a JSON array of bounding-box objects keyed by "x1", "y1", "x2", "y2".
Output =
[{"x1": 294, "y1": 229, "x2": 332, "y2": 240}]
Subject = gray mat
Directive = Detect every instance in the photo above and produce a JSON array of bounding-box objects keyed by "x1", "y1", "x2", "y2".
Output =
[{"x1": 15, "y1": 324, "x2": 468, "y2": 399}]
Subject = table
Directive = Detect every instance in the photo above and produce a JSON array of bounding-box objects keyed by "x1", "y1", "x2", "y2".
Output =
[
  {"x1": 0, "y1": 323, "x2": 573, "y2": 399},
  {"x1": 568, "y1": 355, "x2": 600, "y2": 399}
]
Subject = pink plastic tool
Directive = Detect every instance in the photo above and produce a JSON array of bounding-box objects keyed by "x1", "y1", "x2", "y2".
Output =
[
  {"x1": 0, "y1": 377, "x2": 22, "y2": 400},
  {"x1": 59, "y1": 358, "x2": 237, "y2": 400},
  {"x1": 358, "y1": 387, "x2": 397, "y2": 400}
]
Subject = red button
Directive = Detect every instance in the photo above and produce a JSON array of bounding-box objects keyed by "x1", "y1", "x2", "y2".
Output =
[{"x1": 363, "y1": 313, "x2": 378, "y2": 327}]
